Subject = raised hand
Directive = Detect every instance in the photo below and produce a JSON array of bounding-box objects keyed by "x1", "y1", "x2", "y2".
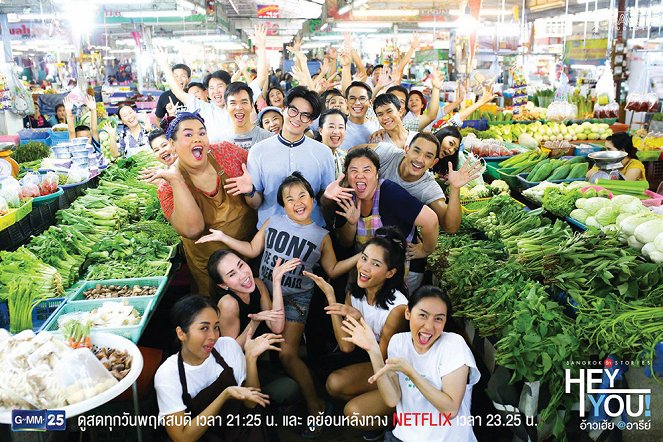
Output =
[
  {"x1": 353, "y1": 71, "x2": 368, "y2": 83},
  {"x1": 431, "y1": 70, "x2": 444, "y2": 90},
  {"x1": 272, "y1": 257, "x2": 301, "y2": 282},
  {"x1": 409, "y1": 33, "x2": 421, "y2": 49},
  {"x1": 253, "y1": 24, "x2": 268, "y2": 48},
  {"x1": 166, "y1": 97, "x2": 176, "y2": 117},
  {"x1": 327, "y1": 47, "x2": 338, "y2": 59},
  {"x1": 325, "y1": 302, "x2": 362, "y2": 321},
  {"x1": 343, "y1": 32, "x2": 353, "y2": 51},
  {"x1": 63, "y1": 96, "x2": 74, "y2": 113},
  {"x1": 456, "y1": 81, "x2": 467, "y2": 102},
  {"x1": 84, "y1": 94, "x2": 96, "y2": 111},
  {"x1": 335, "y1": 197, "x2": 361, "y2": 226},
  {"x1": 223, "y1": 386, "x2": 270, "y2": 407},
  {"x1": 138, "y1": 163, "x2": 182, "y2": 184},
  {"x1": 368, "y1": 357, "x2": 413, "y2": 384},
  {"x1": 100, "y1": 121, "x2": 115, "y2": 135},
  {"x1": 303, "y1": 271, "x2": 335, "y2": 300},
  {"x1": 224, "y1": 164, "x2": 254, "y2": 196},
  {"x1": 195, "y1": 228, "x2": 227, "y2": 245},
  {"x1": 480, "y1": 83, "x2": 497, "y2": 104},
  {"x1": 340, "y1": 316, "x2": 378, "y2": 351},
  {"x1": 376, "y1": 67, "x2": 393, "y2": 89},
  {"x1": 339, "y1": 49, "x2": 352, "y2": 67},
  {"x1": 245, "y1": 326, "x2": 284, "y2": 359},
  {"x1": 446, "y1": 159, "x2": 483, "y2": 189},
  {"x1": 324, "y1": 173, "x2": 354, "y2": 202},
  {"x1": 292, "y1": 35, "x2": 302, "y2": 53}
]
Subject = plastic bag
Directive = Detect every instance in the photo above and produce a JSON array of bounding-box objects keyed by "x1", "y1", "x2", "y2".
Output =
[
  {"x1": 0, "y1": 195, "x2": 8, "y2": 215},
  {"x1": 40, "y1": 171, "x2": 59, "y2": 196},
  {"x1": 593, "y1": 101, "x2": 619, "y2": 119},
  {"x1": 6, "y1": 65, "x2": 35, "y2": 117},
  {"x1": 647, "y1": 92, "x2": 659, "y2": 112},
  {"x1": 595, "y1": 64, "x2": 616, "y2": 106},
  {"x1": 554, "y1": 72, "x2": 572, "y2": 102},
  {"x1": 20, "y1": 172, "x2": 41, "y2": 199},
  {"x1": 546, "y1": 101, "x2": 577, "y2": 121},
  {"x1": 0, "y1": 177, "x2": 21, "y2": 208},
  {"x1": 67, "y1": 164, "x2": 89, "y2": 184}
]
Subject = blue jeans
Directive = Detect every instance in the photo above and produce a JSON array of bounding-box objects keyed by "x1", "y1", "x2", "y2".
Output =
[{"x1": 284, "y1": 290, "x2": 313, "y2": 324}]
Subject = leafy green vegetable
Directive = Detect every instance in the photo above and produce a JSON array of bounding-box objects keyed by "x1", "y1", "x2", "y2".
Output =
[
  {"x1": 542, "y1": 186, "x2": 582, "y2": 218},
  {"x1": 11, "y1": 141, "x2": 50, "y2": 164}
]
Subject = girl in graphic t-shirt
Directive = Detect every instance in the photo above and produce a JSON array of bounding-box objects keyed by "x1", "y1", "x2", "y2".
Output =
[
  {"x1": 306, "y1": 226, "x2": 409, "y2": 436},
  {"x1": 342, "y1": 285, "x2": 480, "y2": 442},
  {"x1": 196, "y1": 172, "x2": 359, "y2": 436}
]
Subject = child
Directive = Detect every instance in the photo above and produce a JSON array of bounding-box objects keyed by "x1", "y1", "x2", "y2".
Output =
[
  {"x1": 306, "y1": 227, "x2": 408, "y2": 439},
  {"x1": 196, "y1": 172, "x2": 358, "y2": 436}
]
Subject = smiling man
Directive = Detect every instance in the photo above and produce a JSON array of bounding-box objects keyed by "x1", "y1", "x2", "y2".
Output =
[
  {"x1": 220, "y1": 82, "x2": 273, "y2": 151},
  {"x1": 356, "y1": 132, "x2": 482, "y2": 234},
  {"x1": 372, "y1": 93, "x2": 417, "y2": 149},
  {"x1": 339, "y1": 81, "x2": 380, "y2": 152}
]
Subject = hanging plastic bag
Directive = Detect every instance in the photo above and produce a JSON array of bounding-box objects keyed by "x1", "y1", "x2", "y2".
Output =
[
  {"x1": 7, "y1": 66, "x2": 35, "y2": 117},
  {"x1": 595, "y1": 63, "x2": 616, "y2": 106},
  {"x1": 647, "y1": 92, "x2": 659, "y2": 113},
  {"x1": 19, "y1": 172, "x2": 41, "y2": 199},
  {"x1": 0, "y1": 177, "x2": 21, "y2": 208},
  {"x1": 554, "y1": 72, "x2": 572, "y2": 102}
]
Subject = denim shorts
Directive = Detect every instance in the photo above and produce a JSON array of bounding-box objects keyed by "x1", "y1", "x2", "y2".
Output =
[{"x1": 283, "y1": 291, "x2": 313, "y2": 324}]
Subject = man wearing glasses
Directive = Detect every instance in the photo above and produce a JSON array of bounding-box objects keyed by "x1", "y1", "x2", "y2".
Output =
[
  {"x1": 339, "y1": 81, "x2": 380, "y2": 152},
  {"x1": 227, "y1": 86, "x2": 337, "y2": 229}
]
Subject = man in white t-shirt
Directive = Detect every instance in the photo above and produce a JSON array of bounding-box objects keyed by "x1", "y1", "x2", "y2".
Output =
[
  {"x1": 219, "y1": 82, "x2": 273, "y2": 150},
  {"x1": 340, "y1": 81, "x2": 380, "y2": 152}
]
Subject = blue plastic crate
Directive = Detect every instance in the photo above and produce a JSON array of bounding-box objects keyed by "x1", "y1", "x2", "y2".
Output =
[
  {"x1": 0, "y1": 297, "x2": 66, "y2": 333},
  {"x1": 461, "y1": 119, "x2": 488, "y2": 131}
]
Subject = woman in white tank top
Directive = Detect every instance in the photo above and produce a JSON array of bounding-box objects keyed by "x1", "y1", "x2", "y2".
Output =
[{"x1": 306, "y1": 227, "x2": 409, "y2": 434}]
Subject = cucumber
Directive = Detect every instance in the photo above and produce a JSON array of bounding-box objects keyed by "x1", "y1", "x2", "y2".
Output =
[
  {"x1": 566, "y1": 156, "x2": 586, "y2": 165},
  {"x1": 548, "y1": 164, "x2": 572, "y2": 180}
]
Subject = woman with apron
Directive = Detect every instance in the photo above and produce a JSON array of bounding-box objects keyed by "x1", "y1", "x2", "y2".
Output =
[
  {"x1": 154, "y1": 295, "x2": 283, "y2": 441},
  {"x1": 333, "y1": 147, "x2": 439, "y2": 292},
  {"x1": 109, "y1": 105, "x2": 152, "y2": 158},
  {"x1": 141, "y1": 112, "x2": 257, "y2": 295}
]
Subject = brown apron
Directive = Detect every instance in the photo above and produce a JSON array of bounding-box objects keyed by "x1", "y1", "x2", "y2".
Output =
[
  {"x1": 177, "y1": 349, "x2": 267, "y2": 442},
  {"x1": 180, "y1": 153, "x2": 257, "y2": 296}
]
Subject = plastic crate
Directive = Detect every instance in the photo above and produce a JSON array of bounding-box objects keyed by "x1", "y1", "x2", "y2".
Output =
[
  {"x1": 58, "y1": 180, "x2": 89, "y2": 210},
  {"x1": 0, "y1": 297, "x2": 66, "y2": 333},
  {"x1": 28, "y1": 192, "x2": 62, "y2": 235},
  {"x1": 49, "y1": 131, "x2": 70, "y2": 145},
  {"x1": 17, "y1": 128, "x2": 51, "y2": 140},
  {"x1": 14, "y1": 199, "x2": 33, "y2": 222},
  {"x1": 485, "y1": 163, "x2": 513, "y2": 180},
  {"x1": 41, "y1": 296, "x2": 155, "y2": 343},
  {"x1": 0, "y1": 216, "x2": 32, "y2": 251},
  {"x1": 461, "y1": 119, "x2": 488, "y2": 131},
  {"x1": 69, "y1": 277, "x2": 168, "y2": 302},
  {"x1": 496, "y1": 167, "x2": 522, "y2": 189},
  {"x1": 0, "y1": 209, "x2": 17, "y2": 232},
  {"x1": 517, "y1": 174, "x2": 586, "y2": 190}
]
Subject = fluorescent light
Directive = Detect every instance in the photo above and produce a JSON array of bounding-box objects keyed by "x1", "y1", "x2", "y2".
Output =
[
  {"x1": 353, "y1": 9, "x2": 419, "y2": 17},
  {"x1": 334, "y1": 27, "x2": 379, "y2": 33},
  {"x1": 418, "y1": 21, "x2": 456, "y2": 28},
  {"x1": 338, "y1": 5, "x2": 351, "y2": 15},
  {"x1": 336, "y1": 21, "x2": 392, "y2": 28},
  {"x1": 354, "y1": 0, "x2": 368, "y2": 6},
  {"x1": 181, "y1": 35, "x2": 234, "y2": 42},
  {"x1": 121, "y1": 10, "x2": 191, "y2": 18},
  {"x1": 320, "y1": 23, "x2": 328, "y2": 31}
]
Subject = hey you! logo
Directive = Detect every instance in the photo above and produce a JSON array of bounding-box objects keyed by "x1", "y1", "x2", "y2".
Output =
[{"x1": 565, "y1": 369, "x2": 651, "y2": 418}]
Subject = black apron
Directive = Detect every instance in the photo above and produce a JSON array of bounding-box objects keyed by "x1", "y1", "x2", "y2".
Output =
[{"x1": 177, "y1": 349, "x2": 267, "y2": 442}]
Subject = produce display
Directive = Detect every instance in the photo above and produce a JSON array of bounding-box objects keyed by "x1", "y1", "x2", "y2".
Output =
[
  {"x1": 525, "y1": 156, "x2": 588, "y2": 182},
  {"x1": 57, "y1": 301, "x2": 142, "y2": 329},
  {"x1": 480, "y1": 121, "x2": 612, "y2": 144},
  {"x1": 82, "y1": 284, "x2": 158, "y2": 300},
  {"x1": 463, "y1": 134, "x2": 524, "y2": 157},
  {"x1": 95, "y1": 347, "x2": 133, "y2": 381},
  {"x1": 460, "y1": 180, "x2": 510, "y2": 199}
]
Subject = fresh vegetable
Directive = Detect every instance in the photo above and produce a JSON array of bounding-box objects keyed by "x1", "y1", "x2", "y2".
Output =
[
  {"x1": 86, "y1": 261, "x2": 171, "y2": 280},
  {"x1": 569, "y1": 209, "x2": 589, "y2": 223},
  {"x1": 82, "y1": 284, "x2": 158, "y2": 300},
  {"x1": 11, "y1": 141, "x2": 50, "y2": 164},
  {"x1": 634, "y1": 219, "x2": 663, "y2": 245},
  {"x1": 61, "y1": 318, "x2": 92, "y2": 349},
  {"x1": 542, "y1": 186, "x2": 582, "y2": 217},
  {"x1": 0, "y1": 247, "x2": 64, "y2": 299}
]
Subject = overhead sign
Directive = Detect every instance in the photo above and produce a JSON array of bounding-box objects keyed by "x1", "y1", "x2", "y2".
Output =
[
  {"x1": 257, "y1": 5, "x2": 279, "y2": 18},
  {"x1": 564, "y1": 39, "x2": 608, "y2": 66}
]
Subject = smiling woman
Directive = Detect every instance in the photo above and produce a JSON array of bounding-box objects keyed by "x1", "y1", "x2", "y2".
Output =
[{"x1": 140, "y1": 112, "x2": 257, "y2": 296}]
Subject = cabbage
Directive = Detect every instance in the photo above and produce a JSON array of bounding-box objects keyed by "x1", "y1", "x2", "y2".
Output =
[
  {"x1": 583, "y1": 197, "x2": 611, "y2": 215},
  {"x1": 650, "y1": 250, "x2": 663, "y2": 263},
  {"x1": 569, "y1": 209, "x2": 589, "y2": 223},
  {"x1": 468, "y1": 184, "x2": 491, "y2": 199},
  {"x1": 575, "y1": 198, "x2": 588, "y2": 210},
  {"x1": 594, "y1": 207, "x2": 620, "y2": 226},
  {"x1": 641, "y1": 243, "x2": 658, "y2": 259},
  {"x1": 656, "y1": 232, "x2": 663, "y2": 252},
  {"x1": 601, "y1": 224, "x2": 620, "y2": 235},
  {"x1": 619, "y1": 213, "x2": 655, "y2": 236},
  {"x1": 490, "y1": 180, "x2": 510, "y2": 195},
  {"x1": 620, "y1": 200, "x2": 649, "y2": 215},
  {"x1": 627, "y1": 235, "x2": 645, "y2": 251},
  {"x1": 610, "y1": 194, "x2": 640, "y2": 209},
  {"x1": 615, "y1": 213, "x2": 630, "y2": 226},
  {"x1": 585, "y1": 217, "x2": 601, "y2": 228},
  {"x1": 634, "y1": 218, "x2": 663, "y2": 244}
]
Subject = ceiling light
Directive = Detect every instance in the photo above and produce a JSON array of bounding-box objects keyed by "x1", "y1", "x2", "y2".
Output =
[
  {"x1": 121, "y1": 10, "x2": 190, "y2": 18},
  {"x1": 320, "y1": 23, "x2": 328, "y2": 31},
  {"x1": 338, "y1": 5, "x2": 351, "y2": 15},
  {"x1": 336, "y1": 21, "x2": 392, "y2": 28},
  {"x1": 354, "y1": 0, "x2": 368, "y2": 6},
  {"x1": 353, "y1": 9, "x2": 419, "y2": 17},
  {"x1": 418, "y1": 22, "x2": 456, "y2": 28}
]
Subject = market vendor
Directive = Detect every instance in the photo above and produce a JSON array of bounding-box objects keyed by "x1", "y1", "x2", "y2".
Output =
[
  {"x1": 344, "y1": 285, "x2": 480, "y2": 442},
  {"x1": 334, "y1": 147, "x2": 439, "y2": 291},
  {"x1": 586, "y1": 132, "x2": 647, "y2": 181},
  {"x1": 104, "y1": 105, "x2": 151, "y2": 158},
  {"x1": 206, "y1": 249, "x2": 285, "y2": 348},
  {"x1": 140, "y1": 112, "x2": 257, "y2": 296},
  {"x1": 154, "y1": 295, "x2": 281, "y2": 442}
]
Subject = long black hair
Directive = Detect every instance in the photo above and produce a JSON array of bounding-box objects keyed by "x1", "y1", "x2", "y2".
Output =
[
  {"x1": 171, "y1": 295, "x2": 219, "y2": 334},
  {"x1": 266, "y1": 86, "x2": 285, "y2": 106},
  {"x1": 350, "y1": 226, "x2": 408, "y2": 309},
  {"x1": 433, "y1": 125, "x2": 463, "y2": 176}
]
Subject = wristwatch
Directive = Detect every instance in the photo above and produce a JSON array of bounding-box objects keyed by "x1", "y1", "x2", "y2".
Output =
[{"x1": 244, "y1": 185, "x2": 256, "y2": 198}]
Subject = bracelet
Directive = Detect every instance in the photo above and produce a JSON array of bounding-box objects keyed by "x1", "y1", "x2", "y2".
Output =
[{"x1": 244, "y1": 185, "x2": 256, "y2": 198}]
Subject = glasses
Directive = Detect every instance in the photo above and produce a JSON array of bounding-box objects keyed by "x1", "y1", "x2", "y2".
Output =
[
  {"x1": 287, "y1": 106, "x2": 313, "y2": 123},
  {"x1": 348, "y1": 96, "x2": 369, "y2": 105}
]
